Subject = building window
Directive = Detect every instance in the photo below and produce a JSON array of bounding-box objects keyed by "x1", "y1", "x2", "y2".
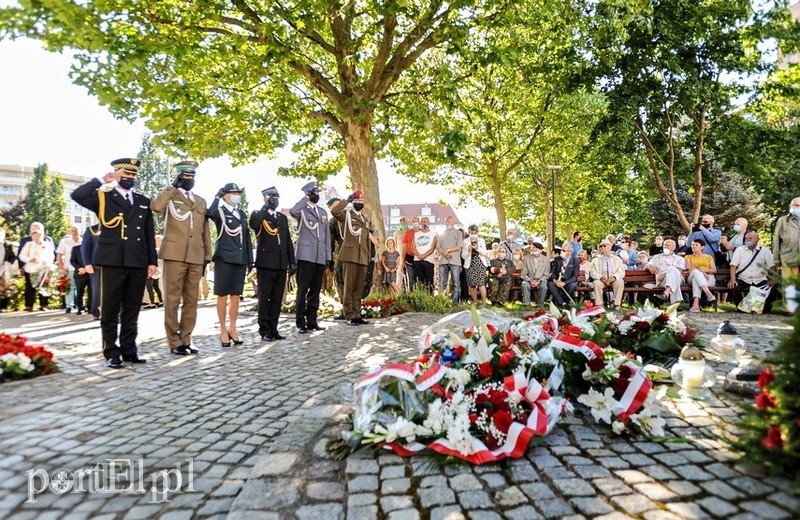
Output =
[
  {"x1": 74, "y1": 216, "x2": 82, "y2": 224},
  {"x1": 390, "y1": 207, "x2": 400, "y2": 217},
  {"x1": 421, "y1": 206, "x2": 432, "y2": 216}
]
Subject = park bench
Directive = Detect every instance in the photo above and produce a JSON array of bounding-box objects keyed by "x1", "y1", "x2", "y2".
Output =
[{"x1": 576, "y1": 268, "x2": 733, "y2": 303}]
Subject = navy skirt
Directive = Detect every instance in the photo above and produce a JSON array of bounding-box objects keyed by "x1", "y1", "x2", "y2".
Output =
[{"x1": 214, "y1": 261, "x2": 246, "y2": 296}]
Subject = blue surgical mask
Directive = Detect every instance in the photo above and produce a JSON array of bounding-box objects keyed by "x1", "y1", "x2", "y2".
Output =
[
  {"x1": 229, "y1": 195, "x2": 241, "y2": 205},
  {"x1": 791, "y1": 207, "x2": 800, "y2": 216},
  {"x1": 118, "y1": 178, "x2": 135, "y2": 190},
  {"x1": 732, "y1": 224, "x2": 742, "y2": 232},
  {"x1": 745, "y1": 240, "x2": 757, "y2": 249}
]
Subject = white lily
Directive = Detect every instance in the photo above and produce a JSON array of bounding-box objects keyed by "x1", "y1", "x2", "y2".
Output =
[
  {"x1": 463, "y1": 335, "x2": 494, "y2": 365},
  {"x1": 631, "y1": 408, "x2": 666, "y2": 437},
  {"x1": 577, "y1": 387, "x2": 618, "y2": 425}
]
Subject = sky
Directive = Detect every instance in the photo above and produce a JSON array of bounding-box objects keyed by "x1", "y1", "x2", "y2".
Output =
[{"x1": 0, "y1": 37, "x2": 494, "y2": 223}]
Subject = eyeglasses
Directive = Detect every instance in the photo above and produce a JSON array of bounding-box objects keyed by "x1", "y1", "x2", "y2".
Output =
[{"x1": 600, "y1": 244, "x2": 609, "y2": 248}]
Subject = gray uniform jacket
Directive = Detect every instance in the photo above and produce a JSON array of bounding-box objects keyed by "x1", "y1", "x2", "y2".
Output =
[{"x1": 290, "y1": 196, "x2": 331, "y2": 265}]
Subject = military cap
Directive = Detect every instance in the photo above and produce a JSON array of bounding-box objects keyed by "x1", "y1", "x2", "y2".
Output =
[
  {"x1": 261, "y1": 186, "x2": 280, "y2": 198},
  {"x1": 221, "y1": 182, "x2": 243, "y2": 194},
  {"x1": 301, "y1": 181, "x2": 319, "y2": 194},
  {"x1": 110, "y1": 158, "x2": 140, "y2": 175},
  {"x1": 326, "y1": 197, "x2": 341, "y2": 208},
  {"x1": 175, "y1": 160, "x2": 199, "y2": 174},
  {"x1": 353, "y1": 190, "x2": 364, "y2": 202}
]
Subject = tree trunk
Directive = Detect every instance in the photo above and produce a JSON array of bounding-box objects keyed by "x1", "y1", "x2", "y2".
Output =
[
  {"x1": 489, "y1": 163, "x2": 507, "y2": 239},
  {"x1": 341, "y1": 118, "x2": 386, "y2": 292}
]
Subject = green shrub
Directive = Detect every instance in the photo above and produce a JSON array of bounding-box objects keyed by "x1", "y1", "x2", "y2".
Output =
[{"x1": 393, "y1": 285, "x2": 454, "y2": 314}]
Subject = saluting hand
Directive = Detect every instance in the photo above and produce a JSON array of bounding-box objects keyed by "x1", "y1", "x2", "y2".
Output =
[{"x1": 102, "y1": 169, "x2": 126, "y2": 184}]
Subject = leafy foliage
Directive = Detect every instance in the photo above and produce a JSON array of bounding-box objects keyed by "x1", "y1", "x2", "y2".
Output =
[{"x1": 22, "y1": 164, "x2": 69, "y2": 241}]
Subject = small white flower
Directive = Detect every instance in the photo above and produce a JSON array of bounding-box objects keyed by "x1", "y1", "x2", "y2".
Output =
[
  {"x1": 577, "y1": 387, "x2": 618, "y2": 425},
  {"x1": 612, "y1": 421, "x2": 626, "y2": 435},
  {"x1": 384, "y1": 417, "x2": 419, "y2": 443},
  {"x1": 631, "y1": 408, "x2": 666, "y2": 437}
]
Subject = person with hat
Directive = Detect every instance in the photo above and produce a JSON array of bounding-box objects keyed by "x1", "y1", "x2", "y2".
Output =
[
  {"x1": 71, "y1": 158, "x2": 157, "y2": 368},
  {"x1": 330, "y1": 190, "x2": 378, "y2": 325},
  {"x1": 590, "y1": 238, "x2": 627, "y2": 308},
  {"x1": 249, "y1": 186, "x2": 295, "y2": 341},
  {"x1": 520, "y1": 241, "x2": 550, "y2": 306},
  {"x1": 150, "y1": 160, "x2": 212, "y2": 355},
  {"x1": 289, "y1": 181, "x2": 331, "y2": 333},
  {"x1": 326, "y1": 197, "x2": 345, "y2": 314},
  {"x1": 208, "y1": 183, "x2": 253, "y2": 346},
  {"x1": 462, "y1": 224, "x2": 490, "y2": 304}
]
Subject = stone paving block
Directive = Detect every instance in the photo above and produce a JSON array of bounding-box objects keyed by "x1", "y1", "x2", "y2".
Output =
[
  {"x1": 705, "y1": 462, "x2": 740, "y2": 479},
  {"x1": 700, "y1": 480, "x2": 744, "y2": 500},
  {"x1": 621, "y1": 453, "x2": 656, "y2": 466},
  {"x1": 519, "y1": 482, "x2": 556, "y2": 501},
  {"x1": 419, "y1": 475, "x2": 448, "y2": 488},
  {"x1": 418, "y1": 486, "x2": 456, "y2": 508},
  {"x1": 730, "y1": 476, "x2": 775, "y2": 496},
  {"x1": 479, "y1": 472, "x2": 508, "y2": 489},
  {"x1": 633, "y1": 482, "x2": 679, "y2": 502},
  {"x1": 306, "y1": 481, "x2": 345, "y2": 500},
  {"x1": 614, "y1": 469, "x2": 653, "y2": 484},
  {"x1": 346, "y1": 459, "x2": 379, "y2": 475},
  {"x1": 608, "y1": 442, "x2": 636, "y2": 454},
  {"x1": 739, "y1": 500, "x2": 793, "y2": 519},
  {"x1": 347, "y1": 505, "x2": 378, "y2": 520},
  {"x1": 197, "y1": 497, "x2": 235, "y2": 516},
  {"x1": 232, "y1": 478, "x2": 300, "y2": 510},
  {"x1": 597, "y1": 457, "x2": 630, "y2": 469},
  {"x1": 595, "y1": 513, "x2": 637, "y2": 520},
  {"x1": 449, "y1": 473, "x2": 483, "y2": 491},
  {"x1": 296, "y1": 503, "x2": 343, "y2": 520},
  {"x1": 348, "y1": 493, "x2": 376, "y2": 507},
  {"x1": 642, "y1": 512, "x2": 684, "y2": 520},
  {"x1": 666, "y1": 480, "x2": 703, "y2": 497},
  {"x1": 381, "y1": 478, "x2": 411, "y2": 494},
  {"x1": 574, "y1": 464, "x2": 612, "y2": 479},
  {"x1": 552, "y1": 478, "x2": 595, "y2": 497},
  {"x1": 380, "y1": 465, "x2": 406, "y2": 480},
  {"x1": 671, "y1": 464, "x2": 715, "y2": 481},
  {"x1": 387, "y1": 509, "x2": 421, "y2": 520},
  {"x1": 380, "y1": 495, "x2": 414, "y2": 512},
  {"x1": 535, "y1": 498, "x2": 575, "y2": 519},
  {"x1": 640, "y1": 464, "x2": 678, "y2": 480},
  {"x1": 610, "y1": 493, "x2": 658, "y2": 515},
  {"x1": 569, "y1": 496, "x2": 615, "y2": 516},
  {"x1": 546, "y1": 467, "x2": 577, "y2": 479},
  {"x1": 665, "y1": 501, "x2": 710, "y2": 518},
  {"x1": 501, "y1": 504, "x2": 544, "y2": 520},
  {"x1": 564, "y1": 455, "x2": 593, "y2": 466},
  {"x1": 653, "y1": 452, "x2": 690, "y2": 466},
  {"x1": 697, "y1": 496, "x2": 739, "y2": 517},
  {"x1": 508, "y1": 461, "x2": 541, "y2": 482},
  {"x1": 468, "y1": 511, "x2": 503, "y2": 520},
  {"x1": 496, "y1": 486, "x2": 529, "y2": 507},
  {"x1": 348, "y1": 475, "x2": 379, "y2": 493},
  {"x1": 593, "y1": 477, "x2": 633, "y2": 497},
  {"x1": 530, "y1": 453, "x2": 562, "y2": 468},
  {"x1": 121, "y1": 505, "x2": 163, "y2": 520},
  {"x1": 550, "y1": 446, "x2": 581, "y2": 456},
  {"x1": 157, "y1": 511, "x2": 195, "y2": 520},
  {"x1": 250, "y1": 453, "x2": 297, "y2": 477},
  {"x1": 429, "y1": 505, "x2": 464, "y2": 520},
  {"x1": 457, "y1": 490, "x2": 493, "y2": 509}
]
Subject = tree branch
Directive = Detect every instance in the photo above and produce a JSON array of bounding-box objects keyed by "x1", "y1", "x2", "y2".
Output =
[{"x1": 309, "y1": 109, "x2": 343, "y2": 135}]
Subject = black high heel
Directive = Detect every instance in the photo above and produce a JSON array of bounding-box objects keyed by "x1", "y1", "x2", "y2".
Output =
[
  {"x1": 229, "y1": 333, "x2": 244, "y2": 346},
  {"x1": 221, "y1": 330, "x2": 231, "y2": 348}
]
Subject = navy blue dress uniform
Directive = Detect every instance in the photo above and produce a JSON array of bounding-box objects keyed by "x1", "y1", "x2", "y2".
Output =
[
  {"x1": 208, "y1": 183, "x2": 253, "y2": 296},
  {"x1": 289, "y1": 181, "x2": 331, "y2": 333},
  {"x1": 250, "y1": 186, "x2": 295, "y2": 341},
  {"x1": 69, "y1": 239, "x2": 91, "y2": 314},
  {"x1": 81, "y1": 224, "x2": 101, "y2": 319},
  {"x1": 71, "y1": 158, "x2": 157, "y2": 368}
]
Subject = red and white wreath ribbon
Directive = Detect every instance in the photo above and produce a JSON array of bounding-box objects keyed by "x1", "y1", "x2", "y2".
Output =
[
  {"x1": 355, "y1": 362, "x2": 447, "y2": 393},
  {"x1": 613, "y1": 363, "x2": 652, "y2": 422},
  {"x1": 577, "y1": 302, "x2": 605, "y2": 317},
  {"x1": 548, "y1": 333, "x2": 604, "y2": 362}
]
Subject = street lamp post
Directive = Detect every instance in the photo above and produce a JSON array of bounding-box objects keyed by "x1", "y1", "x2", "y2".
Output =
[{"x1": 546, "y1": 165, "x2": 562, "y2": 249}]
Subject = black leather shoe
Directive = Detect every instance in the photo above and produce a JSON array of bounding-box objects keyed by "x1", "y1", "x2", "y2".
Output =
[
  {"x1": 308, "y1": 324, "x2": 326, "y2": 331},
  {"x1": 122, "y1": 354, "x2": 147, "y2": 364},
  {"x1": 356, "y1": 318, "x2": 370, "y2": 325},
  {"x1": 262, "y1": 334, "x2": 275, "y2": 342},
  {"x1": 185, "y1": 344, "x2": 199, "y2": 354},
  {"x1": 334, "y1": 313, "x2": 345, "y2": 320},
  {"x1": 107, "y1": 357, "x2": 123, "y2": 369},
  {"x1": 170, "y1": 346, "x2": 191, "y2": 356},
  {"x1": 296, "y1": 326, "x2": 309, "y2": 334},
  {"x1": 273, "y1": 333, "x2": 286, "y2": 340},
  {"x1": 347, "y1": 319, "x2": 360, "y2": 326}
]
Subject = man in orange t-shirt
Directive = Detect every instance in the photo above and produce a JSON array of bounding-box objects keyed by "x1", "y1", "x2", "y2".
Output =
[{"x1": 402, "y1": 216, "x2": 419, "y2": 290}]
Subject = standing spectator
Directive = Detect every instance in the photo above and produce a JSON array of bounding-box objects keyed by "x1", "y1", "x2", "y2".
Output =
[
  {"x1": 331, "y1": 191, "x2": 378, "y2": 326},
  {"x1": 722, "y1": 217, "x2": 749, "y2": 260},
  {"x1": 773, "y1": 197, "x2": 800, "y2": 280},
  {"x1": 56, "y1": 225, "x2": 81, "y2": 313},
  {"x1": 327, "y1": 197, "x2": 345, "y2": 316},
  {"x1": 684, "y1": 239, "x2": 717, "y2": 312},
  {"x1": 462, "y1": 224, "x2": 489, "y2": 304},
  {"x1": 290, "y1": 181, "x2": 331, "y2": 333},
  {"x1": 617, "y1": 236, "x2": 632, "y2": 266},
  {"x1": 646, "y1": 239, "x2": 686, "y2": 304},
  {"x1": 144, "y1": 236, "x2": 164, "y2": 309},
  {"x1": 687, "y1": 214, "x2": 722, "y2": 257},
  {"x1": 568, "y1": 231, "x2": 583, "y2": 260},
  {"x1": 648, "y1": 235, "x2": 664, "y2": 257},
  {"x1": 250, "y1": 186, "x2": 293, "y2": 342},
  {"x1": 488, "y1": 247, "x2": 514, "y2": 305},
  {"x1": 151, "y1": 160, "x2": 212, "y2": 355},
  {"x1": 436, "y1": 215, "x2": 462, "y2": 303},
  {"x1": 548, "y1": 243, "x2": 579, "y2": 306},
  {"x1": 382, "y1": 238, "x2": 401, "y2": 293},
  {"x1": 69, "y1": 237, "x2": 91, "y2": 315},
  {"x1": 208, "y1": 182, "x2": 253, "y2": 346},
  {"x1": 402, "y1": 216, "x2": 419, "y2": 290},
  {"x1": 392, "y1": 217, "x2": 408, "y2": 291},
  {"x1": 499, "y1": 229, "x2": 521, "y2": 257},
  {"x1": 0, "y1": 228, "x2": 16, "y2": 312},
  {"x1": 71, "y1": 158, "x2": 157, "y2": 368},
  {"x1": 590, "y1": 239, "x2": 626, "y2": 308},
  {"x1": 729, "y1": 231, "x2": 778, "y2": 313},
  {"x1": 18, "y1": 222, "x2": 56, "y2": 311},
  {"x1": 81, "y1": 223, "x2": 101, "y2": 319},
  {"x1": 412, "y1": 216, "x2": 437, "y2": 291},
  {"x1": 520, "y1": 241, "x2": 549, "y2": 307}
]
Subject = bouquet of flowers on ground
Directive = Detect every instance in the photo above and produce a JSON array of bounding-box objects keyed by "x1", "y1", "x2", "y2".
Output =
[
  {"x1": 0, "y1": 333, "x2": 58, "y2": 382},
  {"x1": 360, "y1": 297, "x2": 408, "y2": 319},
  {"x1": 606, "y1": 302, "x2": 698, "y2": 360},
  {"x1": 333, "y1": 303, "x2": 668, "y2": 464}
]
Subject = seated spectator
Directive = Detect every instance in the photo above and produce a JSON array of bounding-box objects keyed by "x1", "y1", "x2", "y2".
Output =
[
  {"x1": 728, "y1": 231, "x2": 779, "y2": 313},
  {"x1": 548, "y1": 243, "x2": 579, "y2": 306},
  {"x1": 590, "y1": 239, "x2": 625, "y2": 308},
  {"x1": 648, "y1": 235, "x2": 664, "y2": 257},
  {"x1": 577, "y1": 250, "x2": 591, "y2": 279},
  {"x1": 684, "y1": 239, "x2": 717, "y2": 312},
  {"x1": 618, "y1": 236, "x2": 633, "y2": 266},
  {"x1": 645, "y1": 239, "x2": 685, "y2": 304},
  {"x1": 488, "y1": 248, "x2": 515, "y2": 305},
  {"x1": 520, "y1": 242, "x2": 549, "y2": 306},
  {"x1": 489, "y1": 241, "x2": 500, "y2": 260},
  {"x1": 625, "y1": 240, "x2": 640, "y2": 270},
  {"x1": 606, "y1": 234, "x2": 620, "y2": 253},
  {"x1": 675, "y1": 235, "x2": 690, "y2": 257},
  {"x1": 687, "y1": 214, "x2": 722, "y2": 257},
  {"x1": 635, "y1": 252, "x2": 649, "y2": 270}
]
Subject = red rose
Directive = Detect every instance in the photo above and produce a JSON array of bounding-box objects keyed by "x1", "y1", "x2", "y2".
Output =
[
  {"x1": 499, "y1": 350, "x2": 515, "y2": 368},
  {"x1": 557, "y1": 318, "x2": 566, "y2": 327},
  {"x1": 475, "y1": 393, "x2": 490, "y2": 406},
  {"x1": 453, "y1": 346, "x2": 466, "y2": 358},
  {"x1": 612, "y1": 376, "x2": 629, "y2": 397},
  {"x1": 469, "y1": 413, "x2": 478, "y2": 423},
  {"x1": 518, "y1": 412, "x2": 529, "y2": 424},
  {"x1": 562, "y1": 325, "x2": 582, "y2": 337},
  {"x1": 634, "y1": 321, "x2": 651, "y2": 332},
  {"x1": 485, "y1": 433, "x2": 501, "y2": 450},
  {"x1": 762, "y1": 426, "x2": 784, "y2": 450},
  {"x1": 479, "y1": 362, "x2": 493, "y2": 378},
  {"x1": 464, "y1": 326, "x2": 476, "y2": 338},
  {"x1": 618, "y1": 365, "x2": 633, "y2": 379},
  {"x1": 587, "y1": 356, "x2": 605, "y2": 372},
  {"x1": 490, "y1": 390, "x2": 509, "y2": 408},
  {"x1": 755, "y1": 391, "x2": 777, "y2": 410},
  {"x1": 415, "y1": 354, "x2": 429, "y2": 365},
  {"x1": 493, "y1": 410, "x2": 513, "y2": 434},
  {"x1": 656, "y1": 313, "x2": 670, "y2": 323},
  {"x1": 758, "y1": 366, "x2": 775, "y2": 391}
]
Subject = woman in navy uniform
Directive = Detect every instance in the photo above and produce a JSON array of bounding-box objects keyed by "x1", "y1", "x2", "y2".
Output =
[
  {"x1": 250, "y1": 186, "x2": 295, "y2": 342},
  {"x1": 71, "y1": 158, "x2": 157, "y2": 369},
  {"x1": 207, "y1": 183, "x2": 253, "y2": 347}
]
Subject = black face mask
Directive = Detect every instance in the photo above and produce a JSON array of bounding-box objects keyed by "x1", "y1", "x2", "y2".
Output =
[
  {"x1": 118, "y1": 178, "x2": 135, "y2": 190},
  {"x1": 179, "y1": 178, "x2": 195, "y2": 191},
  {"x1": 352, "y1": 203, "x2": 364, "y2": 212},
  {"x1": 308, "y1": 193, "x2": 320, "y2": 204},
  {"x1": 267, "y1": 198, "x2": 279, "y2": 210}
]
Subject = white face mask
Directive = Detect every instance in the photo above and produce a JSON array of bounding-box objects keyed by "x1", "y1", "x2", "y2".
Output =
[
  {"x1": 560, "y1": 251, "x2": 566, "y2": 258},
  {"x1": 791, "y1": 207, "x2": 800, "y2": 216},
  {"x1": 663, "y1": 247, "x2": 671, "y2": 255},
  {"x1": 677, "y1": 240, "x2": 686, "y2": 247},
  {"x1": 512, "y1": 254, "x2": 520, "y2": 260},
  {"x1": 229, "y1": 195, "x2": 241, "y2": 205},
  {"x1": 446, "y1": 223, "x2": 454, "y2": 229}
]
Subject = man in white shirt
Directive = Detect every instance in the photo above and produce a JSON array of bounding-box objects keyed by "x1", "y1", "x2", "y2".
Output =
[
  {"x1": 589, "y1": 238, "x2": 626, "y2": 307},
  {"x1": 728, "y1": 231, "x2": 778, "y2": 313},
  {"x1": 436, "y1": 215, "x2": 462, "y2": 303},
  {"x1": 646, "y1": 238, "x2": 685, "y2": 304},
  {"x1": 412, "y1": 216, "x2": 437, "y2": 292}
]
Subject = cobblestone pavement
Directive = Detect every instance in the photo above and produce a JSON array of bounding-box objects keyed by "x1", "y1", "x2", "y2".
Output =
[{"x1": 1, "y1": 301, "x2": 798, "y2": 520}]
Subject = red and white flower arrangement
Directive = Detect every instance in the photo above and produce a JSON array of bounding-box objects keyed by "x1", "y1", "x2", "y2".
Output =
[{"x1": 0, "y1": 333, "x2": 58, "y2": 382}]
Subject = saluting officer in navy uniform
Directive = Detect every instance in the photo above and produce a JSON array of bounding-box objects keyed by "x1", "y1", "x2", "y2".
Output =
[
  {"x1": 289, "y1": 181, "x2": 331, "y2": 333},
  {"x1": 208, "y1": 183, "x2": 253, "y2": 347},
  {"x1": 250, "y1": 186, "x2": 295, "y2": 341},
  {"x1": 71, "y1": 158, "x2": 157, "y2": 369}
]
